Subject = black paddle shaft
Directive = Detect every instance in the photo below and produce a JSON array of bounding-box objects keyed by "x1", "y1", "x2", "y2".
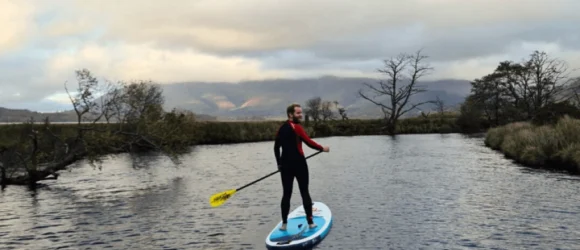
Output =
[{"x1": 236, "y1": 151, "x2": 322, "y2": 192}]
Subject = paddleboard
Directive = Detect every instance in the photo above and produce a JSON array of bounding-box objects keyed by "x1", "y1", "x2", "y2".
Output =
[{"x1": 265, "y1": 201, "x2": 332, "y2": 249}]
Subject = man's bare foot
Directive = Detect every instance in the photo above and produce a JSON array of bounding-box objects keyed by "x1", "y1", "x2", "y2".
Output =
[
  {"x1": 279, "y1": 223, "x2": 287, "y2": 231},
  {"x1": 309, "y1": 223, "x2": 317, "y2": 229}
]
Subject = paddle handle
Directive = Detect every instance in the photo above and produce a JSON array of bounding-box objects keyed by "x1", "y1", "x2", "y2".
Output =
[{"x1": 236, "y1": 151, "x2": 322, "y2": 192}]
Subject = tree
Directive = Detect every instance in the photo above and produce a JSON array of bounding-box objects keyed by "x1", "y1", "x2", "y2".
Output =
[
  {"x1": 470, "y1": 73, "x2": 510, "y2": 125},
  {"x1": 100, "y1": 80, "x2": 124, "y2": 124},
  {"x1": 460, "y1": 50, "x2": 576, "y2": 127},
  {"x1": 65, "y1": 69, "x2": 101, "y2": 137},
  {"x1": 532, "y1": 101, "x2": 580, "y2": 125},
  {"x1": 456, "y1": 95, "x2": 487, "y2": 132},
  {"x1": 333, "y1": 101, "x2": 348, "y2": 120},
  {"x1": 305, "y1": 97, "x2": 322, "y2": 124},
  {"x1": 320, "y1": 101, "x2": 335, "y2": 121},
  {"x1": 527, "y1": 51, "x2": 571, "y2": 110},
  {"x1": 359, "y1": 49, "x2": 434, "y2": 134},
  {"x1": 0, "y1": 69, "x2": 193, "y2": 187},
  {"x1": 419, "y1": 109, "x2": 431, "y2": 119},
  {"x1": 434, "y1": 95, "x2": 445, "y2": 120},
  {"x1": 569, "y1": 77, "x2": 580, "y2": 108}
]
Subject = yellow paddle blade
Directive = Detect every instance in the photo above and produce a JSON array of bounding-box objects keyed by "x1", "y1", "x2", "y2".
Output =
[{"x1": 209, "y1": 189, "x2": 237, "y2": 207}]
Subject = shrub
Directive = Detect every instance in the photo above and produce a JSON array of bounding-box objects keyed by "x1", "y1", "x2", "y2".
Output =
[{"x1": 485, "y1": 115, "x2": 580, "y2": 173}]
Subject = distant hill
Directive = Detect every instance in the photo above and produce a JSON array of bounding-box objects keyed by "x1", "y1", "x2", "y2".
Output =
[
  {"x1": 0, "y1": 107, "x2": 218, "y2": 123},
  {"x1": 0, "y1": 107, "x2": 78, "y2": 123},
  {"x1": 1, "y1": 76, "x2": 472, "y2": 123},
  {"x1": 161, "y1": 76, "x2": 472, "y2": 119}
]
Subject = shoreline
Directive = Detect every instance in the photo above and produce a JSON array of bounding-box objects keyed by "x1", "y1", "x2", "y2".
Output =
[
  {"x1": 483, "y1": 116, "x2": 580, "y2": 175},
  {"x1": 11, "y1": 114, "x2": 579, "y2": 186}
]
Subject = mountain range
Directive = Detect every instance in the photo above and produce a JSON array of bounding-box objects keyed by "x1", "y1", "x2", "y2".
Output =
[
  {"x1": 162, "y1": 76, "x2": 472, "y2": 120},
  {"x1": 0, "y1": 76, "x2": 473, "y2": 123}
]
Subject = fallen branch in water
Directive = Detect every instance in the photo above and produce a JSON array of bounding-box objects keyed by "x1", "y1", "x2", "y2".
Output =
[{"x1": 0, "y1": 69, "x2": 196, "y2": 187}]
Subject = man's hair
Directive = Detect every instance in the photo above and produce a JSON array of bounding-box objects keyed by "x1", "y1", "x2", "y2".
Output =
[{"x1": 286, "y1": 103, "x2": 301, "y2": 117}]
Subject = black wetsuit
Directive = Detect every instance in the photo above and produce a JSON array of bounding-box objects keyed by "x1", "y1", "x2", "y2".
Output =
[{"x1": 274, "y1": 120, "x2": 324, "y2": 225}]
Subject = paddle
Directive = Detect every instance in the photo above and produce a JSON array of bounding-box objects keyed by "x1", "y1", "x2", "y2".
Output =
[{"x1": 209, "y1": 151, "x2": 323, "y2": 207}]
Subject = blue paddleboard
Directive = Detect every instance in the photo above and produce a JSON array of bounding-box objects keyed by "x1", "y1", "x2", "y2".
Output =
[{"x1": 265, "y1": 201, "x2": 332, "y2": 249}]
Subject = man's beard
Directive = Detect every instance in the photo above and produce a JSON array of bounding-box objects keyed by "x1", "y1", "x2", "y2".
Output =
[{"x1": 292, "y1": 116, "x2": 301, "y2": 123}]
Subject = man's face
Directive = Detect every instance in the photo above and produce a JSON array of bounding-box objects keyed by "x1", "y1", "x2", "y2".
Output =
[{"x1": 290, "y1": 107, "x2": 303, "y2": 122}]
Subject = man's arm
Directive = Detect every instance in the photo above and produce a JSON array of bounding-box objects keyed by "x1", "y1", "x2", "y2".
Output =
[{"x1": 294, "y1": 124, "x2": 324, "y2": 151}]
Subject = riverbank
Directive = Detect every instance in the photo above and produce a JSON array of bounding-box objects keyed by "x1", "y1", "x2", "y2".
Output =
[
  {"x1": 0, "y1": 115, "x2": 461, "y2": 148},
  {"x1": 0, "y1": 115, "x2": 461, "y2": 186},
  {"x1": 484, "y1": 115, "x2": 580, "y2": 174}
]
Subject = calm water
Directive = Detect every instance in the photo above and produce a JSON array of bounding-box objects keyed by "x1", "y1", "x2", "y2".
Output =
[{"x1": 1, "y1": 134, "x2": 580, "y2": 250}]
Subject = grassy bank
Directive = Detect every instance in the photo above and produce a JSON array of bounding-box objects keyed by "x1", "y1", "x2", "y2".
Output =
[
  {"x1": 484, "y1": 115, "x2": 580, "y2": 173},
  {"x1": 0, "y1": 114, "x2": 462, "y2": 186},
  {"x1": 0, "y1": 115, "x2": 460, "y2": 148},
  {"x1": 308, "y1": 116, "x2": 460, "y2": 137}
]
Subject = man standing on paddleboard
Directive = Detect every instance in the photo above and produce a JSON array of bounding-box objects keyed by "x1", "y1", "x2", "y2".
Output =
[{"x1": 273, "y1": 103, "x2": 330, "y2": 231}]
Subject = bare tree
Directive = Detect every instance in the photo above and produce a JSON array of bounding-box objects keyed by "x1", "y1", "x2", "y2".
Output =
[
  {"x1": 0, "y1": 69, "x2": 192, "y2": 187},
  {"x1": 320, "y1": 101, "x2": 335, "y2": 121},
  {"x1": 567, "y1": 77, "x2": 580, "y2": 108},
  {"x1": 465, "y1": 51, "x2": 577, "y2": 125},
  {"x1": 434, "y1": 95, "x2": 445, "y2": 114},
  {"x1": 359, "y1": 49, "x2": 434, "y2": 134},
  {"x1": 420, "y1": 110, "x2": 431, "y2": 119},
  {"x1": 305, "y1": 97, "x2": 322, "y2": 123},
  {"x1": 333, "y1": 101, "x2": 348, "y2": 120},
  {"x1": 434, "y1": 95, "x2": 446, "y2": 120},
  {"x1": 65, "y1": 69, "x2": 101, "y2": 138},
  {"x1": 528, "y1": 50, "x2": 572, "y2": 109},
  {"x1": 100, "y1": 79, "x2": 125, "y2": 124}
]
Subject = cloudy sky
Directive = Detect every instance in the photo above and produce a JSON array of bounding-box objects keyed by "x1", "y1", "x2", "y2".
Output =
[{"x1": 1, "y1": 0, "x2": 580, "y2": 112}]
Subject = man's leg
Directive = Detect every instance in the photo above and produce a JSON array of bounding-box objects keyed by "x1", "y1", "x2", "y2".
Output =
[
  {"x1": 279, "y1": 167, "x2": 294, "y2": 230},
  {"x1": 295, "y1": 164, "x2": 315, "y2": 228}
]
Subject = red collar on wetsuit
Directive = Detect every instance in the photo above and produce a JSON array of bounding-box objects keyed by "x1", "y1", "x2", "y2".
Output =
[{"x1": 287, "y1": 120, "x2": 296, "y2": 129}]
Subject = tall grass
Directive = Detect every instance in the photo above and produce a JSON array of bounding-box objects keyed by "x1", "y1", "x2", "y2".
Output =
[
  {"x1": 0, "y1": 116, "x2": 460, "y2": 149},
  {"x1": 485, "y1": 115, "x2": 580, "y2": 173}
]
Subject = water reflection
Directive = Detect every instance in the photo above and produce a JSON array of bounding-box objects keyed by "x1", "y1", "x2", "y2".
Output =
[{"x1": 0, "y1": 134, "x2": 579, "y2": 249}]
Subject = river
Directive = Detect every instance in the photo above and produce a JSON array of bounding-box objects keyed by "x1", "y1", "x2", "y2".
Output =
[{"x1": 1, "y1": 134, "x2": 579, "y2": 249}]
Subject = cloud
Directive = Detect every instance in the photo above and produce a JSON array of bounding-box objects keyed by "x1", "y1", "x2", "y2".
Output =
[
  {"x1": 429, "y1": 41, "x2": 580, "y2": 80},
  {"x1": 67, "y1": 0, "x2": 580, "y2": 55},
  {"x1": 45, "y1": 42, "x2": 291, "y2": 84},
  {"x1": 0, "y1": 53, "x2": 56, "y2": 103},
  {"x1": 1, "y1": 0, "x2": 580, "y2": 112},
  {"x1": 0, "y1": 0, "x2": 36, "y2": 54}
]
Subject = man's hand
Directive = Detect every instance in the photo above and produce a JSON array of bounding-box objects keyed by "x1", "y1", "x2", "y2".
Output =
[{"x1": 322, "y1": 146, "x2": 330, "y2": 152}]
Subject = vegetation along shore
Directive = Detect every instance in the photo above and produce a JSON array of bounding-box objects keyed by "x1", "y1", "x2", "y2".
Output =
[
  {"x1": 460, "y1": 50, "x2": 580, "y2": 174},
  {"x1": 1, "y1": 49, "x2": 580, "y2": 187},
  {"x1": 485, "y1": 116, "x2": 580, "y2": 174}
]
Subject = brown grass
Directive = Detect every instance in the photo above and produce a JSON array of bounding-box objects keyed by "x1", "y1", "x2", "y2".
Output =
[
  {"x1": 485, "y1": 115, "x2": 580, "y2": 173},
  {"x1": 0, "y1": 116, "x2": 460, "y2": 148}
]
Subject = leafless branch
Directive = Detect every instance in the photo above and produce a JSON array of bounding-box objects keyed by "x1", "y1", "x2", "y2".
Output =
[
  {"x1": 358, "y1": 49, "x2": 434, "y2": 133},
  {"x1": 1, "y1": 69, "x2": 191, "y2": 186}
]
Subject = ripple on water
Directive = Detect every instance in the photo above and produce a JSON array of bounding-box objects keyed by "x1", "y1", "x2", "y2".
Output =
[{"x1": 0, "y1": 135, "x2": 580, "y2": 249}]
